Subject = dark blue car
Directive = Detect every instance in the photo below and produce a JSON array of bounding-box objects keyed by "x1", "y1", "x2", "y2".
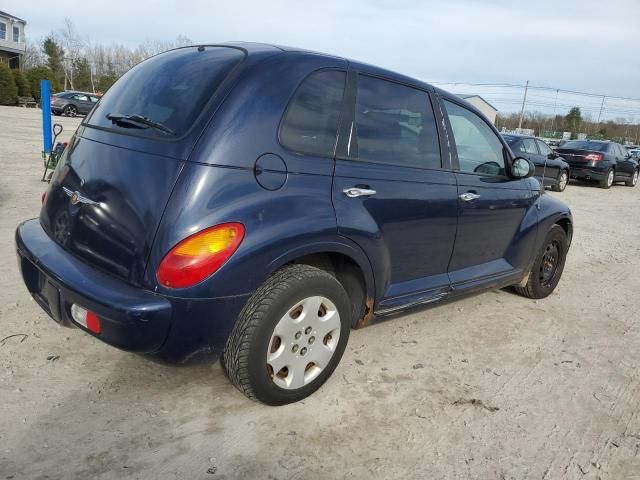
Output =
[
  {"x1": 555, "y1": 139, "x2": 639, "y2": 188},
  {"x1": 16, "y1": 43, "x2": 572, "y2": 405}
]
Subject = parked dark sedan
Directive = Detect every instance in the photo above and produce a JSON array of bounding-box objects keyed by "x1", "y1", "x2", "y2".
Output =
[
  {"x1": 503, "y1": 134, "x2": 570, "y2": 192},
  {"x1": 556, "y1": 140, "x2": 639, "y2": 188},
  {"x1": 51, "y1": 91, "x2": 100, "y2": 117},
  {"x1": 16, "y1": 43, "x2": 573, "y2": 405}
]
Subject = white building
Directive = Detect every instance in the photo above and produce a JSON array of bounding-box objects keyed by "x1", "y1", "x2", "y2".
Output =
[
  {"x1": 455, "y1": 94, "x2": 498, "y2": 124},
  {"x1": 0, "y1": 10, "x2": 26, "y2": 69}
]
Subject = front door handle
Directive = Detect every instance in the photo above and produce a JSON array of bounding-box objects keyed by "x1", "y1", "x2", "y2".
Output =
[
  {"x1": 459, "y1": 192, "x2": 481, "y2": 202},
  {"x1": 343, "y1": 187, "x2": 377, "y2": 198}
]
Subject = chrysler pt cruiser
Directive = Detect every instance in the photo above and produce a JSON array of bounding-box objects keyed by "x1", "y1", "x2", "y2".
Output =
[{"x1": 16, "y1": 43, "x2": 572, "y2": 405}]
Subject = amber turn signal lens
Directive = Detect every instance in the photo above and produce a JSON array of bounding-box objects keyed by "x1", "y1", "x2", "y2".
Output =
[{"x1": 157, "y1": 223, "x2": 245, "y2": 288}]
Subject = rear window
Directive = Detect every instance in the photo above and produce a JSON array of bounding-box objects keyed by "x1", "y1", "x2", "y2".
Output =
[
  {"x1": 279, "y1": 70, "x2": 346, "y2": 157},
  {"x1": 86, "y1": 46, "x2": 244, "y2": 138},
  {"x1": 561, "y1": 140, "x2": 609, "y2": 152}
]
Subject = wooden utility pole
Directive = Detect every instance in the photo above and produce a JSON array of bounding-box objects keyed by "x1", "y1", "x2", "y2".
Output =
[
  {"x1": 518, "y1": 80, "x2": 529, "y2": 130},
  {"x1": 597, "y1": 96, "x2": 606, "y2": 124}
]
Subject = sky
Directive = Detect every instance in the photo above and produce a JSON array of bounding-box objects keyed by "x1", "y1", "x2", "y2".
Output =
[{"x1": 5, "y1": 0, "x2": 640, "y2": 118}]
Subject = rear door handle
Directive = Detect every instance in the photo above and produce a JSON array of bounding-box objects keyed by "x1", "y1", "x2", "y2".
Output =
[
  {"x1": 343, "y1": 187, "x2": 377, "y2": 198},
  {"x1": 459, "y1": 192, "x2": 481, "y2": 202}
]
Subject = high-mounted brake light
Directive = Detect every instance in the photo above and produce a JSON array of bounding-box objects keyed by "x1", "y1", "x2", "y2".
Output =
[
  {"x1": 157, "y1": 223, "x2": 245, "y2": 288},
  {"x1": 585, "y1": 153, "x2": 603, "y2": 161}
]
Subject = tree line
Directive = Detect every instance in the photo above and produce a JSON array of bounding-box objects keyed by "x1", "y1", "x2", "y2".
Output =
[
  {"x1": 497, "y1": 107, "x2": 640, "y2": 145},
  {"x1": 0, "y1": 18, "x2": 192, "y2": 105}
]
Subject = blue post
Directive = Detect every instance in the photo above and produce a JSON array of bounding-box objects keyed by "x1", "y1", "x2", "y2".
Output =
[{"x1": 41, "y1": 80, "x2": 52, "y2": 154}]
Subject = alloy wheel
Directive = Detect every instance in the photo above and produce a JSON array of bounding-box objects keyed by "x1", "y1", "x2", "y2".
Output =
[
  {"x1": 65, "y1": 105, "x2": 77, "y2": 117},
  {"x1": 607, "y1": 170, "x2": 614, "y2": 187},
  {"x1": 266, "y1": 296, "x2": 341, "y2": 390},
  {"x1": 558, "y1": 171, "x2": 568, "y2": 191},
  {"x1": 633, "y1": 170, "x2": 638, "y2": 186}
]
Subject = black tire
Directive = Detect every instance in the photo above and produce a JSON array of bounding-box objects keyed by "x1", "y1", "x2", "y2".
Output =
[
  {"x1": 625, "y1": 169, "x2": 639, "y2": 187},
  {"x1": 222, "y1": 264, "x2": 351, "y2": 405},
  {"x1": 552, "y1": 169, "x2": 569, "y2": 192},
  {"x1": 64, "y1": 105, "x2": 77, "y2": 117},
  {"x1": 599, "y1": 169, "x2": 614, "y2": 189},
  {"x1": 513, "y1": 224, "x2": 568, "y2": 299}
]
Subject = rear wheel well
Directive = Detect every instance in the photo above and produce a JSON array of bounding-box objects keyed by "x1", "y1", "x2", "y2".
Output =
[{"x1": 290, "y1": 253, "x2": 369, "y2": 328}]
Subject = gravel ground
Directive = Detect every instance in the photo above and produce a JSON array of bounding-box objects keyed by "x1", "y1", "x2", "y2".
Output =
[{"x1": 1, "y1": 106, "x2": 640, "y2": 480}]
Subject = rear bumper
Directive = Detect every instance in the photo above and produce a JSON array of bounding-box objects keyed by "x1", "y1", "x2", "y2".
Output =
[
  {"x1": 15, "y1": 219, "x2": 249, "y2": 362},
  {"x1": 568, "y1": 166, "x2": 607, "y2": 180}
]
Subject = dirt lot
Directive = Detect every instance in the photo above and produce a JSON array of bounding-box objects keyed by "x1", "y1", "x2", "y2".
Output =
[{"x1": 1, "y1": 106, "x2": 639, "y2": 479}]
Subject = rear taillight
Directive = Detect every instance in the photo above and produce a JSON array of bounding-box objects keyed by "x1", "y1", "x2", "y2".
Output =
[
  {"x1": 41, "y1": 191, "x2": 46, "y2": 204},
  {"x1": 157, "y1": 223, "x2": 245, "y2": 288},
  {"x1": 585, "y1": 153, "x2": 603, "y2": 161}
]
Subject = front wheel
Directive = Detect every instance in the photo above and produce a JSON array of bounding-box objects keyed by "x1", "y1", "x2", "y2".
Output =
[
  {"x1": 599, "y1": 169, "x2": 614, "y2": 189},
  {"x1": 552, "y1": 170, "x2": 569, "y2": 192},
  {"x1": 626, "y1": 169, "x2": 639, "y2": 187},
  {"x1": 222, "y1": 264, "x2": 351, "y2": 405},
  {"x1": 513, "y1": 224, "x2": 568, "y2": 299}
]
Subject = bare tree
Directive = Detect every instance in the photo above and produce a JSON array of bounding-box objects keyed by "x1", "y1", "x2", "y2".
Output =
[
  {"x1": 22, "y1": 38, "x2": 46, "y2": 70},
  {"x1": 58, "y1": 18, "x2": 83, "y2": 89}
]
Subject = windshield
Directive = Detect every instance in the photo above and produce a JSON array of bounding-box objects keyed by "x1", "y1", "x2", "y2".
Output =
[
  {"x1": 86, "y1": 46, "x2": 245, "y2": 138},
  {"x1": 560, "y1": 140, "x2": 609, "y2": 152}
]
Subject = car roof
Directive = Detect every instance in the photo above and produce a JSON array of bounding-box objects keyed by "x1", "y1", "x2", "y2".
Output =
[
  {"x1": 501, "y1": 133, "x2": 536, "y2": 140},
  {"x1": 221, "y1": 41, "x2": 436, "y2": 92},
  {"x1": 169, "y1": 42, "x2": 492, "y2": 121}
]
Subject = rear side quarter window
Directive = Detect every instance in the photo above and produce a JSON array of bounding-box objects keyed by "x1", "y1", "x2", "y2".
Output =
[{"x1": 279, "y1": 70, "x2": 346, "y2": 158}]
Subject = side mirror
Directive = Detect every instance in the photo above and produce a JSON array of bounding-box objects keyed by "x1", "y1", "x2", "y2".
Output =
[
  {"x1": 512, "y1": 157, "x2": 534, "y2": 179},
  {"x1": 548, "y1": 152, "x2": 558, "y2": 160}
]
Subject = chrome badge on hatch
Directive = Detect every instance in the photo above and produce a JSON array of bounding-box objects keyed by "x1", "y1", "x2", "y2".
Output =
[{"x1": 62, "y1": 187, "x2": 99, "y2": 206}]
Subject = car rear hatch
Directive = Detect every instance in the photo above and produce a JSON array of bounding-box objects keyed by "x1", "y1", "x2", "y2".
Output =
[{"x1": 39, "y1": 46, "x2": 246, "y2": 287}]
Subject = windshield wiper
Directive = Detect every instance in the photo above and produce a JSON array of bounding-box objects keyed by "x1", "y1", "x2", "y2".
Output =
[{"x1": 106, "y1": 113, "x2": 176, "y2": 136}]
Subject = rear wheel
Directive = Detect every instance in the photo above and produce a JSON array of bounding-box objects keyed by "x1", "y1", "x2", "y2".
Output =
[
  {"x1": 552, "y1": 170, "x2": 569, "y2": 192},
  {"x1": 625, "y1": 169, "x2": 639, "y2": 187},
  {"x1": 599, "y1": 169, "x2": 614, "y2": 189},
  {"x1": 64, "y1": 105, "x2": 77, "y2": 117},
  {"x1": 222, "y1": 264, "x2": 351, "y2": 405},
  {"x1": 513, "y1": 224, "x2": 568, "y2": 299}
]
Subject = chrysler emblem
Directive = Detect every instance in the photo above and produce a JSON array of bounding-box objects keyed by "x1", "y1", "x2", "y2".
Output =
[{"x1": 62, "y1": 187, "x2": 99, "y2": 206}]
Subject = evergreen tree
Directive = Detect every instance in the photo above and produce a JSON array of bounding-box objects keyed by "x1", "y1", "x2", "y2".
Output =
[
  {"x1": 0, "y1": 64, "x2": 18, "y2": 105},
  {"x1": 565, "y1": 107, "x2": 583, "y2": 135},
  {"x1": 72, "y1": 57, "x2": 93, "y2": 91},
  {"x1": 43, "y1": 36, "x2": 65, "y2": 87},
  {"x1": 25, "y1": 67, "x2": 58, "y2": 102},
  {"x1": 11, "y1": 69, "x2": 32, "y2": 97}
]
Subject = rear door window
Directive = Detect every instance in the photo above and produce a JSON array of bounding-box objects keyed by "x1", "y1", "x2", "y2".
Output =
[
  {"x1": 86, "y1": 46, "x2": 245, "y2": 138},
  {"x1": 353, "y1": 75, "x2": 441, "y2": 169},
  {"x1": 279, "y1": 70, "x2": 346, "y2": 157}
]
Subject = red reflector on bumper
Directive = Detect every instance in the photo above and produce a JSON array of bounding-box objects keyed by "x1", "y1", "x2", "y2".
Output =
[
  {"x1": 70, "y1": 304, "x2": 102, "y2": 334},
  {"x1": 86, "y1": 311, "x2": 102, "y2": 334}
]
